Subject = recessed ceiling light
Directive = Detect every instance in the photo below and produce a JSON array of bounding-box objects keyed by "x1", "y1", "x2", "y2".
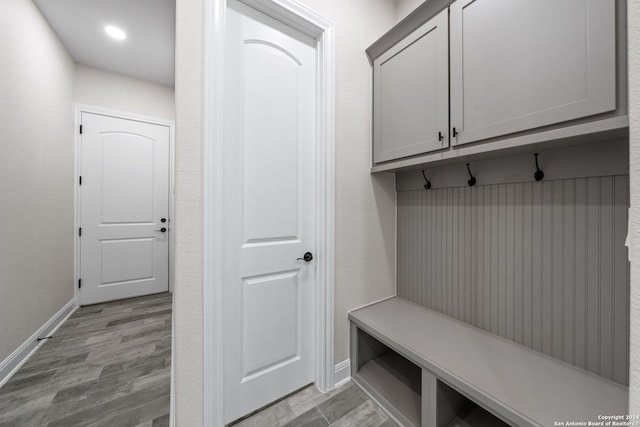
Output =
[{"x1": 105, "y1": 25, "x2": 126, "y2": 41}]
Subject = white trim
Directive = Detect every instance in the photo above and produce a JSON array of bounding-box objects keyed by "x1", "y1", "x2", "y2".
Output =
[
  {"x1": 0, "y1": 299, "x2": 77, "y2": 388},
  {"x1": 333, "y1": 359, "x2": 351, "y2": 389},
  {"x1": 74, "y1": 103, "x2": 176, "y2": 127},
  {"x1": 73, "y1": 103, "x2": 176, "y2": 307},
  {"x1": 203, "y1": 0, "x2": 335, "y2": 424},
  {"x1": 203, "y1": 0, "x2": 226, "y2": 424}
]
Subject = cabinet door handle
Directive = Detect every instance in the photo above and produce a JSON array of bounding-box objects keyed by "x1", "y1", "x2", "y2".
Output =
[
  {"x1": 452, "y1": 127, "x2": 459, "y2": 138},
  {"x1": 438, "y1": 132, "x2": 444, "y2": 141}
]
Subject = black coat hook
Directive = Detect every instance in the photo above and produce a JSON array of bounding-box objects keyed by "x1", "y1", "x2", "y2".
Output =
[
  {"x1": 421, "y1": 170, "x2": 432, "y2": 190},
  {"x1": 533, "y1": 153, "x2": 544, "y2": 182},
  {"x1": 466, "y1": 163, "x2": 476, "y2": 187}
]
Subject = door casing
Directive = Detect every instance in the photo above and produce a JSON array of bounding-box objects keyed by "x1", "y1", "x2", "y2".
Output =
[
  {"x1": 202, "y1": 0, "x2": 336, "y2": 425},
  {"x1": 73, "y1": 103, "x2": 176, "y2": 307}
]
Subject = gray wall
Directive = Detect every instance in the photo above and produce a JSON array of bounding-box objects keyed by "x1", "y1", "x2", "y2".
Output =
[
  {"x1": 0, "y1": 0, "x2": 75, "y2": 362},
  {"x1": 397, "y1": 142, "x2": 630, "y2": 385},
  {"x1": 395, "y1": 0, "x2": 425, "y2": 20}
]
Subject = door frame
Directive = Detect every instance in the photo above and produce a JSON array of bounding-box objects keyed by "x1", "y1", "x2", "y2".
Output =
[
  {"x1": 202, "y1": 0, "x2": 336, "y2": 425},
  {"x1": 73, "y1": 103, "x2": 176, "y2": 306}
]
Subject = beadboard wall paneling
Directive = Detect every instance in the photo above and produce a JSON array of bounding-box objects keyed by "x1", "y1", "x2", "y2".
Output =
[{"x1": 397, "y1": 176, "x2": 630, "y2": 385}]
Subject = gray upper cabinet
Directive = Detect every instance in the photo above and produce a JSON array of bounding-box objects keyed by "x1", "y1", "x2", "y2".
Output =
[
  {"x1": 449, "y1": 0, "x2": 616, "y2": 146},
  {"x1": 373, "y1": 8, "x2": 449, "y2": 164},
  {"x1": 368, "y1": 0, "x2": 625, "y2": 171}
]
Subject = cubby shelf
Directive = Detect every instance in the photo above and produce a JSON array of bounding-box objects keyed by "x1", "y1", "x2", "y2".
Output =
[{"x1": 354, "y1": 350, "x2": 422, "y2": 426}]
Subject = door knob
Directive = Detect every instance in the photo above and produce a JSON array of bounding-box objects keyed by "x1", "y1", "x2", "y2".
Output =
[
  {"x1": 161, "y1": 218, "x2": 167, "y2": 223},
  {"x1": 297, "y1": 252, "x2": 313, "y2": 262},
  {"x1": 154, "y1": 227, "x2": 167, "y2": 233}
]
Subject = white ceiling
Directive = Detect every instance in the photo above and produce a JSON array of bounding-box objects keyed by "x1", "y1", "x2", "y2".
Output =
[{"x1": 34, "y1": 0, "x2": 175, "y2": 86}]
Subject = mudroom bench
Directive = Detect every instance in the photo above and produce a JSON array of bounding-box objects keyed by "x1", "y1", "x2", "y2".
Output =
[{"x1": 349, "y1": 297, "x2": 628, "y2": 427}]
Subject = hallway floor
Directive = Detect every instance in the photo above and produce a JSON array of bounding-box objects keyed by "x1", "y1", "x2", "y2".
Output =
[
  {"x1": 230, "y1": 381, "x2": 397, "y2": 427},
  {"x1": 0, "y1": 293, "x2": 171, "y2": 427}
]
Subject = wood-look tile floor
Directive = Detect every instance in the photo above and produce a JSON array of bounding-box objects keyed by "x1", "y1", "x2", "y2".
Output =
[
  {"x1": 230, "y1": 381, "x2": 398, "y2": 427},
  {"x1": 0, "y1": 292, "x2": 172, "y2": 427}
]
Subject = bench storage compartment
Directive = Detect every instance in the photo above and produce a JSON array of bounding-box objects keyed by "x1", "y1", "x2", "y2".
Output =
[
  {"x1": 349, "y1": 297, "x2": 628, "y2": 427},
  {"x1": 428, "y1": 378, "x2": 508, "y2": 427},
  {"x1": 353, "y1": 327, "x2": 422, "y2": 426}
]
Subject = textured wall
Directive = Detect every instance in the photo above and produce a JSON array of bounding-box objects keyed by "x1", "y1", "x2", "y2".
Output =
[
  {"x1": 173, "y1": 0, "x2": 204, "y2": 425},
  {"x1": 629, "y1": 0, "x2": 640, "y2": 413},
  {"x1": 394, "y1": 0, "x2": 424, "y2": 20},
  {"x1": 398, "y1": 176, "x2": 630, "y2": 384},
  {"x1": 0, "y1": 0, "x2": 75, "y2": 362},
  {"x1": 75, "y1": 64, "x2": 175, "y2": 121}
]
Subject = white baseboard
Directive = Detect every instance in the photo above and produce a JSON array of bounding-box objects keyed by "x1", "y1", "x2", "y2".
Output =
[
  {"x1": 333, "y1": 359, "x2": 351, "y2": 388},
  {"x1": 169, "y1": 302, "x2": 175, "y2": 427},
  {"x1": 0, "y1": 299, "x2": 77, "y2": 388}
]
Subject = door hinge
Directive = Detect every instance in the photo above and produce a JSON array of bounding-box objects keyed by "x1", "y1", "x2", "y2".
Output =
[
  {"x1": 79, "y1": 124, "x2": 83, "y2": 134},
  {"x1": 79, "y1": 176, "x2": 82, "y2": 185},
  {"x1": 78, "y1": 279, "x2": 82, "y2": 289},
  {"x1": 78, "y1": 227, "x2": 82, "y2": 237}
]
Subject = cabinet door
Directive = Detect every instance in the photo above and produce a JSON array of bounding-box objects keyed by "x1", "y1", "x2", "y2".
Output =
[
  {"x1": 373, "y1": 9, "x2": 449, "y2": 164},
  {"x1": 450, "y1": 0, "x2": 616, "y2": 146}
]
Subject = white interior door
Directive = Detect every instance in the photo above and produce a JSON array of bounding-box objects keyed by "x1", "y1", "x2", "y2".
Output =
[
  {"x1": 223, "y1": 1, "x2": 317, "y2": 422},
  {"x1": 79, "y1": 112, "x2": 170, "y2": 305}
]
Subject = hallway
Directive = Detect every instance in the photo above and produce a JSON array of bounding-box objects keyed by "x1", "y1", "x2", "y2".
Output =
[{"x1": 0, "y1": 293, "x2": 171, "y2": 426}]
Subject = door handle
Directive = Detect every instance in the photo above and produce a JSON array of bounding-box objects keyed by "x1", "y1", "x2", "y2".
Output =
[
  {"x1": 154, "y1": 227, "x2": 167, "y2": 233},
  {"x1": 297, "y1": 252, "x2": 313, "y2": 262}
]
